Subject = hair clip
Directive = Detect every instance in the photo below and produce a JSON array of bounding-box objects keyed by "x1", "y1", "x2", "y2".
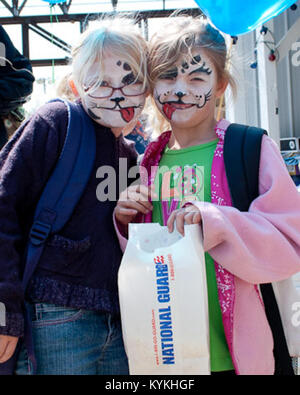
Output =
[{"x1": 205, "y1": 23, "x2": 225, "y2": 44}]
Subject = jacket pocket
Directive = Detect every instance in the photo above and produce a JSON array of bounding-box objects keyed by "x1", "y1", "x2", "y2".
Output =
[{"x1": 38, "y1": 234, "x2": 92, "y2": 278}]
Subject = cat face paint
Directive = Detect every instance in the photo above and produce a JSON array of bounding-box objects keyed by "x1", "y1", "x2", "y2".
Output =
[
  {"x1": 154, "y1": 51, "x2": 216, "y2": 126},
  {"x1": 81, "y1": 53, "x2": 147, "y2": 129}
]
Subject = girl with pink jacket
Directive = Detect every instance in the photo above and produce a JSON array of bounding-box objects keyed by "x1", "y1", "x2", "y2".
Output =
[{"x1": 114, "y1": 15, "x2": 300, "y2": 375}]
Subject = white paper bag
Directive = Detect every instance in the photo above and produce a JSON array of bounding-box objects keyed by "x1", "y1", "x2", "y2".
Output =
[{"x1": 118, "y1": 223, "x2": 210, "y2": 375}]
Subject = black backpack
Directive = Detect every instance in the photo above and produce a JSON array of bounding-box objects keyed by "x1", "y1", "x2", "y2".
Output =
[{"x1": 224, "y1": 123, "x2": 294, "y2": 376}]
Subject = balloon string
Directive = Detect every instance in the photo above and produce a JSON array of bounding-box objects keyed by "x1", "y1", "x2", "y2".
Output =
[
  {"x1": 216, "y1": 38, "x2": 234, "y2": 121},
  {"x1": 50, "y1": 5, "x2": 56, "y2": 84}
]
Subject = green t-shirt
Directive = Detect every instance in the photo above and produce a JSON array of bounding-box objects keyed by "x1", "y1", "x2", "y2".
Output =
[{"x1": 152, "y1": 139, "x2": 234, "y2": 372}]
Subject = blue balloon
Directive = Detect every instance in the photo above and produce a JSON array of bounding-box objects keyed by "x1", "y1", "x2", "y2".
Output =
[
  {"x1": 42, "y1": 0, "x2": 67, "y2": 4},
  {"x1": 193, "y1": 0, "x2": 297, "y2": 35}
]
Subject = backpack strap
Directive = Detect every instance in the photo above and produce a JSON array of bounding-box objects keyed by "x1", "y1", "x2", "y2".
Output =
[
  {"x1": 224, "y1": 123, "x2": 294, "y2": 375},
  {"x1": 224, "y1": 123, "x2": 267, "y2": 211},
  {"x1": 20, "y1": 99, "x2": 96, "y2": 373},
  {"x1": 22, "y1": 99, "x2": 96, "y2": 289}
]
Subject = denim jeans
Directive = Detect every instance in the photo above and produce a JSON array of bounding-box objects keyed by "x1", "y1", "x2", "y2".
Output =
[{"x1": 15, "y1": 303, "x2": 129, "y2": 375}]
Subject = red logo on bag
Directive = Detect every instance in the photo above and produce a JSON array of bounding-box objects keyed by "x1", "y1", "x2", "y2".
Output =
[{"x1": 154, "y1": 255, "x2": 165, "y2": 264}]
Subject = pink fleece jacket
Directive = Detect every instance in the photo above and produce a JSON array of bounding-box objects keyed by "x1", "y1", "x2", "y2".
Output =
[{"x1": 114, "y1": 119, "x2": 300, "y2": 375}]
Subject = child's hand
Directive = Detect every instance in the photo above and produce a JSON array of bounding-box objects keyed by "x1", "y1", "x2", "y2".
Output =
[
  {"x1": 0, "y1": 335, "x2": 18, "y2": 363},
  {"x1": 167, "y1": 205, "x2": 202, "y2": 236},
  {"x1": 115, "y1": 184, "x2": 157, "y2": 227}
]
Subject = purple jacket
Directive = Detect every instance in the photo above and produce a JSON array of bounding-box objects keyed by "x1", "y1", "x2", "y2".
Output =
[{"x1": 0, "y1": 100, "x2": 138, "y2": 337}]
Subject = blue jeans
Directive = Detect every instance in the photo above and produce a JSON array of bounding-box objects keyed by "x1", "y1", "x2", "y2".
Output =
[{"x1": 15, "y1": 303, "x2": 129, "y2": 375}]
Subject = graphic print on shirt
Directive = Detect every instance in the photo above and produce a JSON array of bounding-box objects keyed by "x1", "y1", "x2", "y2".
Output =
[{"x1": 155, "y1": 164, "x2": 204, "y2": 225}]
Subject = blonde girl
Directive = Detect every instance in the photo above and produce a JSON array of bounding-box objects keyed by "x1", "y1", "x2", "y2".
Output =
[{"x1": 0, "y1": 15, "x2": 148, "y2": 374}]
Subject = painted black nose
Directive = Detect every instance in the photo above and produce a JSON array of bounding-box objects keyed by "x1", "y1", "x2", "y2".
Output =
[
  {"x1": 110, "y1": 97, "x2": 125, "y2": 104},
  {"x1": 175, "y1": 91, "x2": 186, "y2": 99}
]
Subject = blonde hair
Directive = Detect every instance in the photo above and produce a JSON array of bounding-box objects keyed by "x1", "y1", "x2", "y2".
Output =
[
  {"x1": 56, "y1": 73, "x2": 77, "y2": 101},
  {"x1": 147, "y1": 14, "x2": 236, "y2": 136},
  {"x1": 71, "y1": 15, "x2": 149, "y2": 98}
]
